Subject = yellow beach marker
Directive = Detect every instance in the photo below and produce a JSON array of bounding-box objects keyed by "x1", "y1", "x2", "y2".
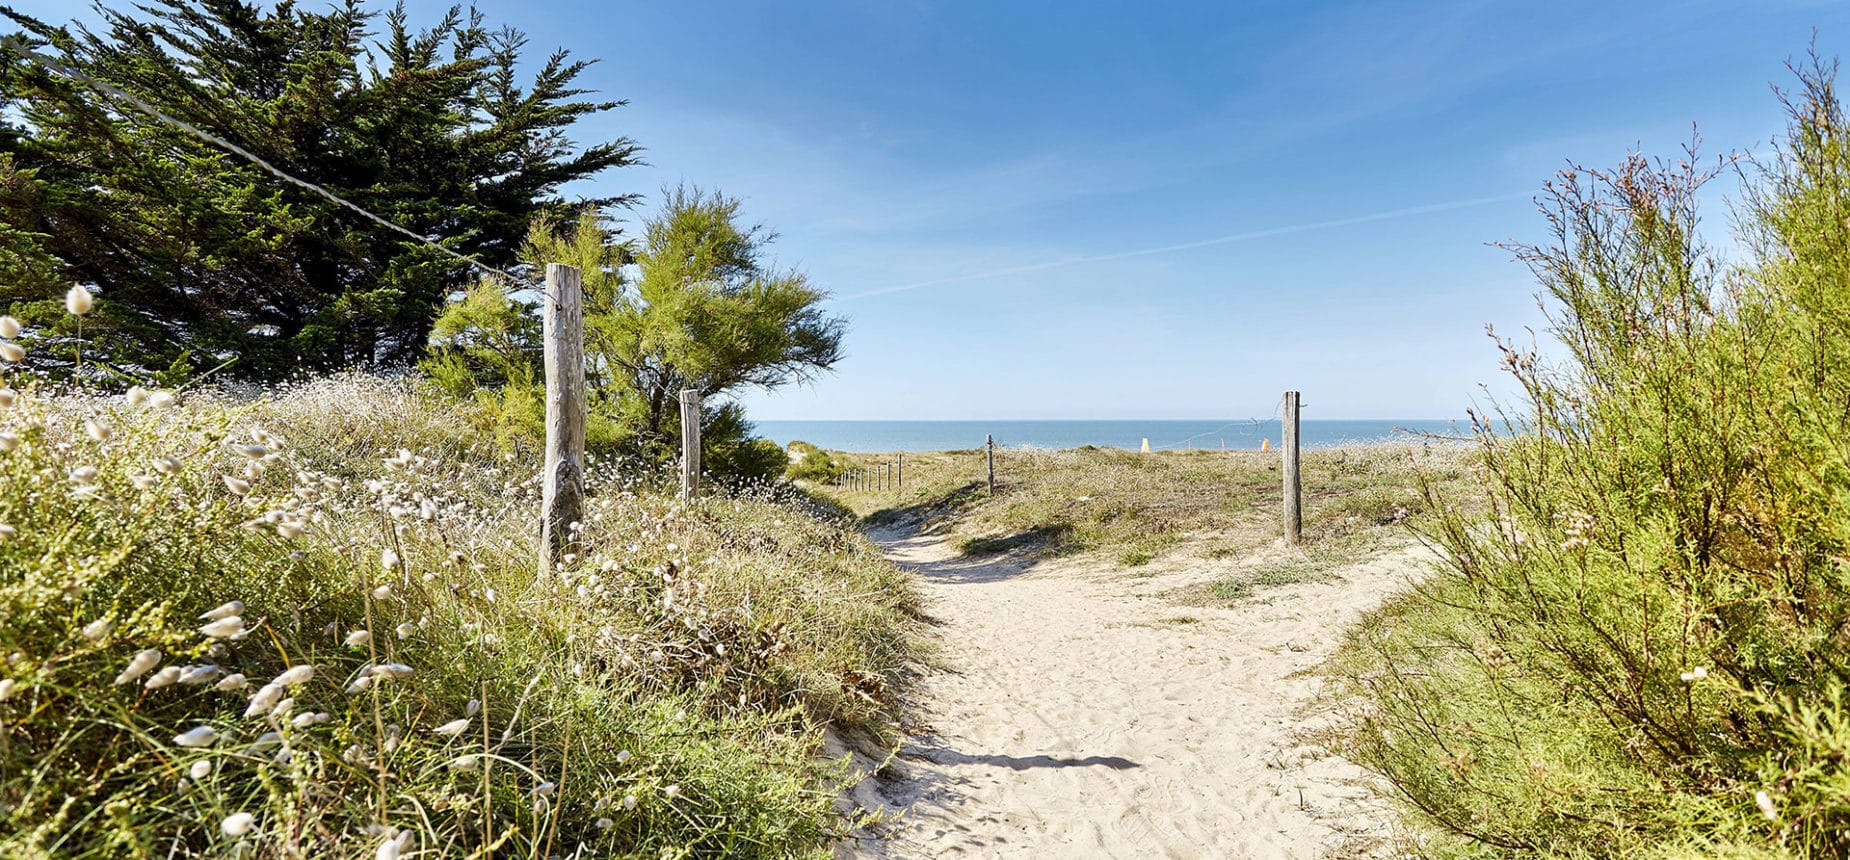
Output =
[
  {"x1": 1261, "y1": 438, "x2": 1270, "y2": 452},
  {"x1": 1141, "y1": 438, "x2": 1150, "y2": 453}
]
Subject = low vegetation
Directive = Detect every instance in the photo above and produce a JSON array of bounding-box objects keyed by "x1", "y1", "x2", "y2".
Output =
[
  {"x1": 818, "y1": 444, "x2": 1475, "y2": 599},
  {"x1": 0, "y1": 373, "x2": 918, "y2": 858},
  {"x1": 1325, "y1": 61, "x2": 1850, "y2": 857}
]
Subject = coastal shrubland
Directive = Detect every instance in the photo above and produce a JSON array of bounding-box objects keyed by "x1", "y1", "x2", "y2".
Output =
[
  {"x1": 0, "y1": 372, "x2": 917, "y2": 858},
  {"x1": 1327, "y1": 60, "x2": 1850, "y2": 857}
]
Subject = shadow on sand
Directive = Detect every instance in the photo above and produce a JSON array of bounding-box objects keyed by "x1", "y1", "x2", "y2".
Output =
[{"x1": 915, "y1": 746, "x2": 1140, "y2": 771}]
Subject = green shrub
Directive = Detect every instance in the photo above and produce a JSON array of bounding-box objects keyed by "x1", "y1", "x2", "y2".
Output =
[
  {"x1": 1329, "y1": 59, "x2": 1850, "y2": 857},
  {"x1": 786, "y1": 446, "x2": 842, "y2": 483}
]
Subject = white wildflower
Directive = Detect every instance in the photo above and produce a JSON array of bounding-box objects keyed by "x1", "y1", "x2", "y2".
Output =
[
  {"x1": 83, "y1": 419, "x2": 109, "y2": 441},
  {"x1": 114, "y1": 649, "x2": 161, "y2": 685},
  {"x1": 596, "y1": 817, "x2": 614, "y2": 830},
  {"x1": 394, "y1": 622, "x2": 415, "y2": 639},
  {"x1": 0, "y1": 525, "x2": 14, "y2": 540},
  {"x1": 532, "y1": 781, "x2": 555, "y2": 795},
  {"x1": 64, "y1": 284, "x2": 93, "y2": 316},
  {"x1": 0, "y1": 388, "x2": 16, "y2": 408},
  {"x1": 189, "y1": 760, "x2": 212, "y2": 779},
  {"x1": 220, "y1": 812, "x2": 255, "y2": 838},
  {"x1": 143, "y1": 666, "x2": 183, "y2": 689},
  {"x1": 371, "y1": 584, "x2": 392, "y2": 600},
  {"x1": 243, "y1": 683, "x2": 284, "y2": 718},
  {"x1": 344, "y1": 630, "x2": 372, "y2": 648},
  {"x1": 622, "y1": 794, "x2": 638, "y2": 810},
  {"x1": 1680, "y1": 666, "x2": 1709, "y2": 682},
  {"x1": 616, "y1": 749, "x2": 632, "y2": 765},
  {"x1": 173, "y1": 725, "x2": 218, "y2": 747},
  {"x1": 69, "y1": 465, "x2": 97, "y2": 486},
  {"x1": 449, "y1": 755, "x2": 479, "y2": 771},
  {"x1": 147, "y1": 390, "x2": 176, "y2": 409},
  {"x1": 0, "y1": 315, "x2": 18, "y2": 338},
  {"x1": 215, "y1": 673, "x2": 248, "y2": 691},
  {"x1": 290, "y1": 711, "x2": 319, "y2": 729},
  {"x1": 466, "y1": 698, "x2": 481, "y2": 718},
  {"x1": 177, "y1": 665, "x2": 221, "y2": 685},
  {"x1": 0, "y1": 678, "x2": 15, "y2": 701},
  {"x1": 80, "y1": 617, "x2": 113, "y2": 641},
  {"x1": 235, "y1": 444, "x2": 267, "y2": 460},
  {"x1": 223, "y1": 476, "x2": 251, "y2": 496},
  {"x1": 663, "y1": 784, "x2": 681, "y2": 799},
  {"x1": 153, "y1": 457, "x2": 181, "y2": 475},
  {"x1": 273, "y1": 665, "x2": 313, "y2": 686},
  {"x1": 380, "y1": 549, "x2": 399, "y2": 570},
  {"x1": 276, "y1": 521, "x2": 305, "y2": 539},
  {"x1": 432, "y1": 718, "x2": 470, "y2": 738},
  {"x1": 0, "y1": 342, "x2": 22, "y2": 363},
  {"x1": 125, "y1": 386, "x2": 149, "y2": 406},
  {"x1": 1756, "y1": 789, "x2": 1778, "y2": 820},
  {"x1": 130, "y1": 474, "x2": 158, "y2": 490},
  {"x1": 198, "y1": 616, "x2": 245, "y2": 639},
  {"x1": 371, "y1": 663, "x2": 413, "y2": 680},
  {"x1": 0, "y1": 433, "x2": 16, "y2": 452},
  {"x1": 345, "y1": 675, "x2": 374, "y2": 695},
  {"x1": 200, "y1": 601, "x2": 243, "y2": 621}
]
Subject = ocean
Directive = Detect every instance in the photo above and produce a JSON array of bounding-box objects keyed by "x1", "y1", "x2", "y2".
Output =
[{"x1": 752, "y1": 419, "x2": 1465, "y2": 453}]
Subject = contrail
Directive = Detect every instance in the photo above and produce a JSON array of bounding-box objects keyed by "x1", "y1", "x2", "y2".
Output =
[{"x1": 836, "y1": 190, "x2": 1533, "y2": 301}]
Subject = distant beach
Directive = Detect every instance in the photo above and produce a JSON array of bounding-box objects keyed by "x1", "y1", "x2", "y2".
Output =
[{"x1": 754, "y1": 418, "x2": 1463, "y2": 453}]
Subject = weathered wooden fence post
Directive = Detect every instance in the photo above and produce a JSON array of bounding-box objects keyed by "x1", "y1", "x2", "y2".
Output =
[
  {"x1": 541, "y1": 263, "x2": 585, "y2": 572},
  {"x1": 1283, "y1": 390, "x2": 1302, "y2": 544},
  {"x1": 680, "y1": 389, "x2": 702, "y2": 502},
  {"x1": 986, "y1": 434, "x2": 996, "y2": 494},
  {"x1": 897, "y1": 453, "x2": 904, "y2": 489}
]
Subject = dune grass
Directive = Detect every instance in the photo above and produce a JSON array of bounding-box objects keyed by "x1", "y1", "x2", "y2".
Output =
[
  {"x1": 816, "y1": 443, "x2": 1476, "y2": 597},
  {"x1": 0, "y1": 374, "x2": 918, "y2": 859}
]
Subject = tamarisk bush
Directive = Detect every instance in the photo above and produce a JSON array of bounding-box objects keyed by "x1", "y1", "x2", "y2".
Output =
[{"x1": 1330, "y1": 58, "x2": 1850, "y2": 858}]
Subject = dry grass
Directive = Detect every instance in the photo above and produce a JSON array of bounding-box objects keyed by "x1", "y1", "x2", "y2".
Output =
[{"x1": 815, "y1": 443, "x2": 1477, "y2": 602}]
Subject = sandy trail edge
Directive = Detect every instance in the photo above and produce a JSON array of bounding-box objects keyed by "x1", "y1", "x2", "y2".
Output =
[{"x1": 834, "y1": 530, "x2": 1429, "y2": 859}]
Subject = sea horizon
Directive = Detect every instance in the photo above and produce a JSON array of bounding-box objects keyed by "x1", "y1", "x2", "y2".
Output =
[{"x1": 754, "y1": 418, "x2": 1467, "y2": 453}]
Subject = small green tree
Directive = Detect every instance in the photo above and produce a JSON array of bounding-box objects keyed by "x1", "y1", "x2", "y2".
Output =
[{"x1": 427, "y1": 190, "x2": 844, "y2": 483}]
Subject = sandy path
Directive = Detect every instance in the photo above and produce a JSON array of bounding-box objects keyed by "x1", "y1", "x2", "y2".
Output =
[{"x1": 841, "y1": 530, "x2": 1426, "y2": 859}]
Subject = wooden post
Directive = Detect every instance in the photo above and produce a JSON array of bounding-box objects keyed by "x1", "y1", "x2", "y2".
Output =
[
  {"x1": 541, "y1": 263, "x2": 585, "y2": 571},
  {"x1": 897, "y1": 453, "x2": 904, "y2": 489},
  {"x1": 1283, "y1": 390, "x2": 1302, "y2": 544},
  {"x1": 680, "y1": 389, "x2": 702, "y2": 502},
  {"x1": 986, "y1": 434, "x2": 996, "y2": 494}
]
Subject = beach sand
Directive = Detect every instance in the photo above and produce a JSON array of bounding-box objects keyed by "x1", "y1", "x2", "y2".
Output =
[{"x1": 836, "y1": 528, "x2": 1427, "y2": 858}]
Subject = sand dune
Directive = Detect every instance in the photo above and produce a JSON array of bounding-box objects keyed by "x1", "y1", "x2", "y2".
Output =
[{"x1": 838, "y1": 530, "x2": 1428, "y2": 859}]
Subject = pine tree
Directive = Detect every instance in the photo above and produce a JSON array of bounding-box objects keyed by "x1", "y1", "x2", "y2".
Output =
[{"x1": 0, "y1": 1, "x2": 639, "y2": 382}]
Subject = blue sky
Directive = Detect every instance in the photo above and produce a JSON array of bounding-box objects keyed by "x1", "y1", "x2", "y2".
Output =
[{"x1": 17, "y1": 1, "x2": 1849, "y2": 419}]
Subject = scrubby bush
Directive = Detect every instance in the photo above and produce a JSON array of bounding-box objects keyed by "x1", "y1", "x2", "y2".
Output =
[
  {"x1": 785, "y1": 444, "x2": 843, "y2": 483},
  {"x1": 1330, "y1": 59, "x2": 1850, "y2": 857},
  {"x1": 0, "y1": 373, "x2": 916, "y2": 858}
]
